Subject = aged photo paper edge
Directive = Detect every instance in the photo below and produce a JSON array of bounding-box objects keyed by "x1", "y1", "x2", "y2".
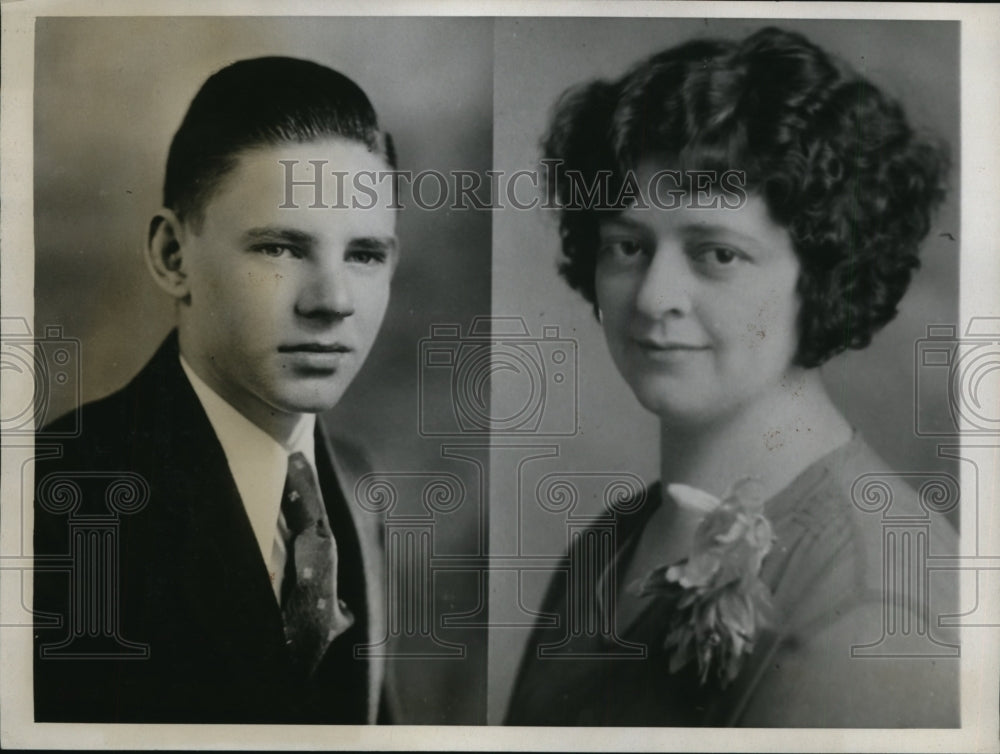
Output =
[{"x1": 2, "y1": 0, "x2": 998, "y2": 750}]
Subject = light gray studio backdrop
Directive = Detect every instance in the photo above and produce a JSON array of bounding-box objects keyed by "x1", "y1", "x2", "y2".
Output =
[
  {"x1": 34, "y1": 16, "x2": 492, "y2": 724},
  {"x1": 488, "y1": 18, "x2": 959, "y2": 722}
]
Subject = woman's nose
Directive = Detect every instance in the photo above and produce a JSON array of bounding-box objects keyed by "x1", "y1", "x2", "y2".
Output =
[{"x1": 634, "y1": 244, "x2": 692, "y2": 318}]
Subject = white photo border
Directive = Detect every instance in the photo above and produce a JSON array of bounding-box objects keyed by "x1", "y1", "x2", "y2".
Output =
[{"x1": 2, "y1": 1, "x2": 998, "y2": 751}]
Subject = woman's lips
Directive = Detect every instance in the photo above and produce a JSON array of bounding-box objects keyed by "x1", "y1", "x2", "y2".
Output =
[{"x1": 633, "y1": 338, "x2": 710, "y2": 362}]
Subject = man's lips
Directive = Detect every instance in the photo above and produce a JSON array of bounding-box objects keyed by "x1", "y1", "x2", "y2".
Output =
[
  {"x1": 278, "y1": 343, "x2": 354, "y2": 372},
  {"x1": 278, "y1": 343, "x2": 353, "y2": 354}
]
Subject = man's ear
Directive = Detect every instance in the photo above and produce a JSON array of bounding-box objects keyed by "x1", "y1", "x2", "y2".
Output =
[{"x1": 145, "y1": 208, "x2": 190, "y2": 300}]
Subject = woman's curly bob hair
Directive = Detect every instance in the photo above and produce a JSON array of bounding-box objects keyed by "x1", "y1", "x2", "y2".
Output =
[{"x1": 543, "y1": 26, "x2": 949, "y2": 368}]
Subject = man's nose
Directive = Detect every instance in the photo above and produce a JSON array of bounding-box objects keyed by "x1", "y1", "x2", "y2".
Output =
[
  {"x1": 294, "y1": 261, "x2": 355, "y2": 319},
  {"x1": 634, "y1": 242, "x2": 693, "y2": 318}
]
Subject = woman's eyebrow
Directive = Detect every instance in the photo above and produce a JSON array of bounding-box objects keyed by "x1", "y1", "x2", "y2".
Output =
[
  {"x1": 599, "y1": 215, "x2": 648, "y2": 232},
  {"x1": 679, "y1": 223, "x2": 765, "y2": 249}
]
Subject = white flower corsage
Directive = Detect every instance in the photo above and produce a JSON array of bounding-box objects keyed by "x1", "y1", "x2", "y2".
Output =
[{"x1": 634, "y1": 478, "x2": 775, "y2": 688}]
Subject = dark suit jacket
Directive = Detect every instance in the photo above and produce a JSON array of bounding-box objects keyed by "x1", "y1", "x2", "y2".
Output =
[{"x1": 33, "y1": 332, "x2": 388, "y2": 723}]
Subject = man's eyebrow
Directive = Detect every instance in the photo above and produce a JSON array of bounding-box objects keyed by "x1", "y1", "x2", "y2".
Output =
[
  {"x1": 348, "y1": 236, "x2": 399, "y2": 252},
  {"x1": 241, "y1": 226, "x2": 316, "y2": 245}
]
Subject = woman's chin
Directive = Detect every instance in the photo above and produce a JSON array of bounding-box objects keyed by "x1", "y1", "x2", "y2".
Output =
[{"x1": 631, "y1": 389, "x2": 718, "y2": 428}]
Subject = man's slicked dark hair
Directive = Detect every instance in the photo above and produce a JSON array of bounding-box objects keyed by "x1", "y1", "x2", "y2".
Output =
[{"x1": 163, "y1": 56, "x2": 396, "y2": 227}]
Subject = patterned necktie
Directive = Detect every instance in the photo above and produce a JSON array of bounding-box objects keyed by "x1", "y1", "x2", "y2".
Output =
[{"x1": 281, "y1": 451, "x2": 354, "y2": 679}]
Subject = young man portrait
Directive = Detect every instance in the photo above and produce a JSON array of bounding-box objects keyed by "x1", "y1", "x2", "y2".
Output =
[{"x1": 33, "y1": 56, "x2": 399, "y2": 724}]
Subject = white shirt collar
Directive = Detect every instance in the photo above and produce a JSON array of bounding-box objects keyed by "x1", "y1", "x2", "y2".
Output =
[{"x1": 179, "y1": 354, "x2": 315, "y2": 567}]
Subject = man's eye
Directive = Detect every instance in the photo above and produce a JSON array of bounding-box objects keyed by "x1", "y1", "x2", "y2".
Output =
[{"x1": 348, "y1": 250, "x2": 387, "y2": 265}]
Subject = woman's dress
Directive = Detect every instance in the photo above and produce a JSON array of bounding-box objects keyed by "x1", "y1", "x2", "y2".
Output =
[{"x1": 505, "y1": 434, "x2": 960, "y2": 727}]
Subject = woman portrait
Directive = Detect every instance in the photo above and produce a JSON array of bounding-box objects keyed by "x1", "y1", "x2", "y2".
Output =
[{"x1": 499, "y1": 22, "x2": 960, "y2": 727}]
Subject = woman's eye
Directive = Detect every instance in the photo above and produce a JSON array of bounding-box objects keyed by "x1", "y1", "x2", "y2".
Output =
[
  {"x1": 256, "y1": 244, "x2": 298, "y2": 258},
  {"x1": 600, "y1": 239, "x2": 645, "y2": 260},
  {"x1": 696, "y1": 245, "x2": 744, "y2": 267}
]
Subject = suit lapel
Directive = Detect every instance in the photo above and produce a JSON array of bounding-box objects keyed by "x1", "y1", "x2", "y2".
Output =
[
  {"x1": 131, "y1": 334, "x2": 385, "y2": 720},
  {"x1": 138, "y1": 336, "x2": 291, "y2": 675},
  {"x1": 317, "y1": 421, "x2": 386, "y2": 724}
]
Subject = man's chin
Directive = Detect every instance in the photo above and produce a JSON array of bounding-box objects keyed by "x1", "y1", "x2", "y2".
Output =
[
  {"x1": 271, "y1": 385, "x2": 351, "y2": 416},
  {"x1": 280, "y1": 397, "x2": 347, "y2": 415}
]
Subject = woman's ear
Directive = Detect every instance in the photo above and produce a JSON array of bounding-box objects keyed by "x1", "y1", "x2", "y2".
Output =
[{"x1": 145, "y1": 208, "x2": 190, "y2": 300}]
